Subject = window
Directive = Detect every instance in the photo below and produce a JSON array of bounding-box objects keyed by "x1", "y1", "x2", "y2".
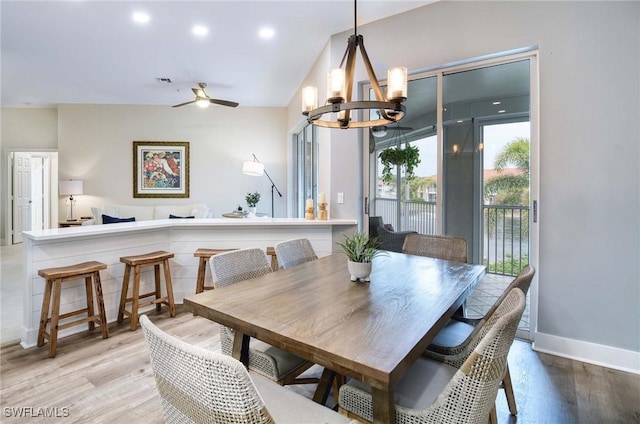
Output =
[{"x1": 293, "y1": 124, "x2": 318, "y2": 217}]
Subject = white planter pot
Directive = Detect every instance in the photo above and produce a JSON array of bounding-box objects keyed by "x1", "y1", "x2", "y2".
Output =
[
  {"x1": 347, "y1": 260, "x2": 372, "y2": 282},
  {"x1": 248, "y1": 206, "x2": 257, "y2": 214}
]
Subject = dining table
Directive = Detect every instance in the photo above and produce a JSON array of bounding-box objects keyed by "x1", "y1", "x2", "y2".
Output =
[{"x1": 183, "y1": 250, "x2": 486, "y2": 424}]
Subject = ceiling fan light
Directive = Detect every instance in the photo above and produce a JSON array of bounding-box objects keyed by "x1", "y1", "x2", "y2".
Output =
[
  {"x1": 371, "y1": 126, "x2": 387, "y2": 138},
  {"x1": 387, "y1": 67, "x2": 408, "y2": 101},
  {"x1": 196, "y1": 98, "x2": 210, "y2": 108}
]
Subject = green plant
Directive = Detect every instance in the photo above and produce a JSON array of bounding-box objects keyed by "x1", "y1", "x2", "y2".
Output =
[
  {"x1": 378, "y1": 143, "x2": 421, "y2": 183},
  {"x1": 245, "y1": 192, "x2": 261, "y2": 207},
  {"x1": 336, "y1": 231, "x2": 387, "y2": 263}
]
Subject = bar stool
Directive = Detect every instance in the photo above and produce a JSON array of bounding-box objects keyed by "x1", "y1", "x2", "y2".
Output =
[
  {"x1": 118, "y1": 251, "x2": 176, "y2": 331},
  {"x1": 37, "y1": 261, "x2": 109, "y2": 358},
  {"x1": 193, "y1": 248, "x2": 237, "y2": 294},
  {"x1": 266, "y1": 246, "x2": 278, "y2": 271}
]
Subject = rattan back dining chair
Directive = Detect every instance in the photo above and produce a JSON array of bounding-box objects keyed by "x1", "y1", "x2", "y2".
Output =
[
  {"x1": 273, "y1": 238, "x2": 318, "y2": 270},
  {"x1": 140, "y1": 315, "x2": 355, "y2": 424},
  {"x1": 338, "y1": 288, "x2": 526, "y2": 424},
  {"x1": 209, "y1": 248, "x2": 318, "y2": 386},
  {"x1": 402, "y1": 233, "x2": 468, "y2": 263},
  {"x1": 425, "y1": 264, "x2": 536, "y2": 416}
]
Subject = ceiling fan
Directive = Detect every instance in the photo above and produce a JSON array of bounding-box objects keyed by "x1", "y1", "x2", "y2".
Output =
[
  {"x1": 370, "y1": 124, "x2": 413, "y2": 138},
  {"x1": 172, "y1": 83, "x2": 239, "y2": 108}
]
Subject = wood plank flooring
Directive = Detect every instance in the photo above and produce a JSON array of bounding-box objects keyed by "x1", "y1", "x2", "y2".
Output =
[{"x1": 1, "y1": 307, "x2": 638, "y2": 423}]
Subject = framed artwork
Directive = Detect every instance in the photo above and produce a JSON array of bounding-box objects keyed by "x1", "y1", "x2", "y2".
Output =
[{"x1": 133, "y1": 141, "x2": 190, "y2": 198}]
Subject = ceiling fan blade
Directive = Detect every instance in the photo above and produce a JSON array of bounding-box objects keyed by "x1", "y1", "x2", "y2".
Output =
[
  {"x1": 387, "y1": 126, "x2": 413, "y2": 131},
  {"x1": 209, "y1": 98, "x2": 239, "y2": 108},
  {"x1": 192, "y1": 87, "x2": 207, "y2": 98},
  {"x1": 172, "y1": 100, "x2": 196, "y2": 108}
]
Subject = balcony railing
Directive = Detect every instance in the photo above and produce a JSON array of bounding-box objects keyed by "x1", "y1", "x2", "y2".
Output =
[{"x1": 373, "y1": 198, "x2": 529, "y2": 276}]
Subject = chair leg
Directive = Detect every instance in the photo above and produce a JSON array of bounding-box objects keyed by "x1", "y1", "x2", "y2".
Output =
[
  {"x1": 38, "y1": 279, "x2": 53, "y2": 347},
  {"x1": 195, "y1": 257, "x2": 206, "y2": 294},
  {"x1": 163, "y1": 259, "x2": 176, "y2": 317},
  {"x1": 489, "y1": 405, "x2": 498, "y2": 424},
  {"x1": 503, "y1": 362, "x2": 518, "y2": 415},
  {"x1": 118, "y1": 265, "x2": 131, "y2": 323},
  {"x1": 154, "y1": 264, "x2": 162, "y2": 312},
  {"x1": 85, "y1": 276, "x2": 95, "y2": 331},
  {"x1": 48, "y1": 279, "x2": 63, "y2": 358},
  {"x1": 93, "y1": 271, "x2": 109, "y2": 339},
  {"x1": 129, "y1": 265, "x2": 141, "y2": 331}
]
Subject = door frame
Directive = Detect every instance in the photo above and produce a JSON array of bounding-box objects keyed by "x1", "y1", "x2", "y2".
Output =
[{"x1": 4, "y1": 149, "x2": 58, "y2": 245}]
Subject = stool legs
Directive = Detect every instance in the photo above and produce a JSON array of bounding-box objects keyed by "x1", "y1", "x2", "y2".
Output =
[
  {"x1": 85, "y1": 276, "x2": 95, "y2": 331},
  {"x1": 37, "y1": 278, "x2": 54, "y2": 348},
  {"x1": 94, "y1": 272, "x2": 109, "y2": 340},
  {"x1": 48, "y1": 280, "x2": 63, "y2": 358},
  {"x1": 118, "y1": 255, "x2": 175, "y2": 331},
  {"x1": 195, "y1": 257, "x2": 207, "y2": 294}
]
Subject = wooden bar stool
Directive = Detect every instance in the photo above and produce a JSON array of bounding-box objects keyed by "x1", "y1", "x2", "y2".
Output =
[
  {"x1": 266, "y1": 246, "x2": 278, "y2": 271},
  {"x1": 193, "y1": 248, "x2": 238, "y2": 294},
  {"x1": 118, "y1": 251, "x2": 176, "y2": 331},
  {"x1": 37, "y1": 261, "x2": 109, "y2": 358}
]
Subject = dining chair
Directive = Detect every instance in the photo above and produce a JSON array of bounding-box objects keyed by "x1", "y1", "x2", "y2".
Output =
[
  {"x1": 425, "y1": 264, "x2": 536, "y2": 416},
  {"x1": 140, "y1": 315, "x2": 356, "y2": 424},
  {"x1": 401, "y1": 233, "x2": 468, "y2": 263},
  {"x1": 273, "y1": 238, "x2": 318, "y2": 270},
  {"x1": 209, "y1": 248, "x2": 318, "y2": 386},
  {"x1": 338, "y1": 288, "x2": 526, "y2": 424}
]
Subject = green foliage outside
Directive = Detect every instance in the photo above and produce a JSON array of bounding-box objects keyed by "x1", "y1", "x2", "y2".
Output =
[
  {"x1": 484, "y1": 252, "x2": 529, "y2": 276},
  {"x1": 484, "y1": 136, "x2": 530, "y2": 206}
]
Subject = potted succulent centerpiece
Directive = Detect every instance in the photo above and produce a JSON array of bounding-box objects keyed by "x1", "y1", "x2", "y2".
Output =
[
  {"x1": 245, "y1": 192, "x2": 261, "y2": 214},
  {"x1": 337, "y1": 231, "x2": 387, "y2": 282},
  {"x1": 378, "y1": 143, "x2": 421, "y2": 183}
]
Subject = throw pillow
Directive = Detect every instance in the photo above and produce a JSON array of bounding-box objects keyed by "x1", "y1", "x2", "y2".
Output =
[
  {"x1": 102, "y1": 214, "x2": 135, "y2": 224},
  {"x1": 169, "y1": 214, "x2": 195, "y2": 219},
  {"x1": 383, "y1": 223, "x2": 395, "y2": 232}
]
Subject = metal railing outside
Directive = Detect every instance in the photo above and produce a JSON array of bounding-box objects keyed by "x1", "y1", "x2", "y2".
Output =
[{"x1": 373, "y1": 198, "x2": 529, "y2": 276}]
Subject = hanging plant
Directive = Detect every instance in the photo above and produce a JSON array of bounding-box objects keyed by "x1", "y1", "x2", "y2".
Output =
[{"x1": 378, "y1": 143, "x2": 421, "y2": 183}]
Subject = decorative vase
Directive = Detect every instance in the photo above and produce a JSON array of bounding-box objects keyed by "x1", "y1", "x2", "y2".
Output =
[
  {"x1": 347, "y1": 260, "x2": 372, "y2": 282},
  {"x1": 249, "y1": 206, "x2": 257, "y2": 214}
]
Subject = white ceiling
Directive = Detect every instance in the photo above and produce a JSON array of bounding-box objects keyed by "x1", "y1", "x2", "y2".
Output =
[{"x1": 1, "y1": 0, "x2": 433, "y2": 109}]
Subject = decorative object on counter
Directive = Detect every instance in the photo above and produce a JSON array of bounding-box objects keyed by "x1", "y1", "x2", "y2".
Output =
[
  {"x1": 336, "y1": 231, "x2": 386, "y2": 282},
  {"x1": 318, "y1": 192, "x2": 328, "y2": 220},
  {"x1": 378, "y1": 142, "x2": 420, "y2": 183},
  {"x1": 133, "y1": 141, "x2": 189, "y2": 198},
  {"x1": 305, "y1": 198, "x2": 315, "y2": 220},
  {"x1": 59, "y1": 179, "x2": 83, "y2": 221},
  {"x1": 242, "y1": 153, "x2": 282, "y2": 217},
  {"x1": 245, "y1": 191, "x2": 261, "y2": 214}
]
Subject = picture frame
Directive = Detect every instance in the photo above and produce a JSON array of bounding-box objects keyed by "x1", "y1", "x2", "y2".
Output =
[{"x1": 133, "y1": 141, "x2": 190, "y2": 198}]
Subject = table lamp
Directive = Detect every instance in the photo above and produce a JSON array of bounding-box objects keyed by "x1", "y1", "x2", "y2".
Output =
[{"x1": 59, "y1": 180, "x2": 83, "y2": 221}]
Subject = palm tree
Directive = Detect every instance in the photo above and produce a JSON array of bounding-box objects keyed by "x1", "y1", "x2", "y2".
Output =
[{"x1": 484, "y1": 136, "x2": 529, "y2": 205}]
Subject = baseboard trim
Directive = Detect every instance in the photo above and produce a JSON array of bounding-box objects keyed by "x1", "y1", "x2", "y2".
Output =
[{"x1": 533, "y1": 331, "x2": 640, "y2": 375}]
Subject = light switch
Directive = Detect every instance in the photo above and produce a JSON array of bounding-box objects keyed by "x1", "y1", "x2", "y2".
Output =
[{"x1": 337, "y1": 193, "x2": 344, "y2": 204}]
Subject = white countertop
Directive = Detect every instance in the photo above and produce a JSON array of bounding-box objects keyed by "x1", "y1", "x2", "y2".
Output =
[{"x1": 23, "y1": 218, "x2": 357, "y2": 241}]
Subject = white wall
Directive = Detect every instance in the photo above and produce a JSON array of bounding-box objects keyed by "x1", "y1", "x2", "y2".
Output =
[
  {"x1": 287, "y1": 1, "x2": 640, "y2": 369},
  {"x1": 57, "y1": 104, "x2": 287, "y2": 220}
]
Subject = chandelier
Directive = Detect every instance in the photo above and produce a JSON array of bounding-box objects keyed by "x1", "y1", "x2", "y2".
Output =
[{"x1": 301, "y1": 0, "x2": 407, "y2": 129}]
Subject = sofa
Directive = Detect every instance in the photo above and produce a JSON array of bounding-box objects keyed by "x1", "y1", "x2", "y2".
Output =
[{"x1": 85, "y1": 203, "x2": 211, "y2": 224}]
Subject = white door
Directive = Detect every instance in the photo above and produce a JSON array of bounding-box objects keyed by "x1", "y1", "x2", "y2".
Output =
[
  {"x1": 12, "y1": 153, "x2": 32, "y2": 244},
  {"x1": 30, "y1": 156, "x2": 45, "y2": 230}
]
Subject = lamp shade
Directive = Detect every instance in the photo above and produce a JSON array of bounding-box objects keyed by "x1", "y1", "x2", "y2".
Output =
[
  {"x1": 242, "y1": 161, "x2": 264, "y2": 176},
  {"x1": 59, "y1": 180, "x2": 83, "y2": 196}
]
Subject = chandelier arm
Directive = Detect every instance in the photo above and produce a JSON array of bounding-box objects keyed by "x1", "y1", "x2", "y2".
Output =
[{"x1": 358, "y1": 38, "x2": 386, "y2": 103}]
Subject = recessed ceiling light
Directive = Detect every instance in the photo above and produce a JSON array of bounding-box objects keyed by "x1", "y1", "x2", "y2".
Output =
[
  {"x1": 259, "y1": 27, "x2": 275, "y2": 39},
  {"x1": 492, "y1": 101, "x2": 501, "y2": 105},
  {"x1": 192, "y1": 25, "x2": 209, "y2": 36},
  {"x1": 456, "y1": 120, "x2": 463, "y2": 123},
  {"x1": 498, "y1": 109, "x2": 506, "y2": 113},
  {"x1": 132, "y1": 11, "x2": 150, "y2": 24}
]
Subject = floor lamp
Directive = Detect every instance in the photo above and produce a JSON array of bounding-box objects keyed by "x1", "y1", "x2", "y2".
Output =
[{"x1": 242, "y1": 154, "x2": 282, "y2": 218}]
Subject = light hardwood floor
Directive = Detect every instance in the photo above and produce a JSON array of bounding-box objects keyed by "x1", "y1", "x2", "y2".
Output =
[{"x1": 1, "y1": 307, "x2": 638, "y2": 423}]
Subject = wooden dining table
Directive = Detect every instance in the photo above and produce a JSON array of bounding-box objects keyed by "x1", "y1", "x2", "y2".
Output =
[{"x1": 183, "y1": 251, "x2": 486, "y2": 424}]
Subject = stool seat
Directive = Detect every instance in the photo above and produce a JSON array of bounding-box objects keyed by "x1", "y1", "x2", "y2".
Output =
[
  {"x1": 194, "y1": 248, "x2": 238, "y2": 294},
  {"x1": 118, "y1": 250, "x2": 176, "y2": 331},
  {"x1": 38, "y1": 261, "x2": 109, "y2": 358},
  {"x1": 120, "y1": 250, "x2": 174, "y2": 266},
  {"x1": 38, "y1": 261, "x2": 107, "y2": 280}
]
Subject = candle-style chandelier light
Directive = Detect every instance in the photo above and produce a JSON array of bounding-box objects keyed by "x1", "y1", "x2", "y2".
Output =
[{"x1": 301, "y1": 0, "x2": 408, "y2": 129}]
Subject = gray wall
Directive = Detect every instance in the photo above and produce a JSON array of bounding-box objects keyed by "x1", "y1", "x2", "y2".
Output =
[{"x1": 289, "y1": 1, "x2": 640, "y2": 362}]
